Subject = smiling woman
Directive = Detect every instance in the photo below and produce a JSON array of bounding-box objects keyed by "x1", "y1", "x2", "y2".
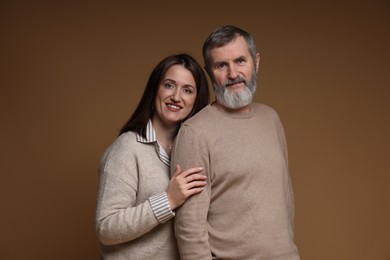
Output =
[
  {"x1": 153, "y1": 64, "x2": 197, "y2": 142},
  {"x1": 95, "y1": 54, "x2": 209, "y2": 259}
]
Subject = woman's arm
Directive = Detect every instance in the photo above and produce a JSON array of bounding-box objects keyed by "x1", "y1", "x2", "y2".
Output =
[
  {"x1": 96, "y1": 170, "x2": 160, "y2": 245},
  {"x1": 96, "y1": 166, "x2": 207, "y2": 246},
  {"x1": 95, "y1": 135, "x2": 206, "y2": 246}
]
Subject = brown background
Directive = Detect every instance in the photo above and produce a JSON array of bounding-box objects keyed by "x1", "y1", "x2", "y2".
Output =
[{"x1": 1, "y1": 1, "x2": 389, "y2": 259}]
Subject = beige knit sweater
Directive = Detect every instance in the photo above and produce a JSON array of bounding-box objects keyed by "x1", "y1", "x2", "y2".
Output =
[
  {"x1": 96, "y1": 131, "x2": 179, "y2": 260},
  {"x1": 171, "y1": 103, "x2": 300, "y2": 260}
]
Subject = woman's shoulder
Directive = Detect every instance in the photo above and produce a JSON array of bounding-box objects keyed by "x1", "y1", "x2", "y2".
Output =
[
  {"x1": 108, "y1": 131, "x2": 138, "y2": 151},
  {"x1": 99, "y1": 131, "x2": 139, "y2": 166}
]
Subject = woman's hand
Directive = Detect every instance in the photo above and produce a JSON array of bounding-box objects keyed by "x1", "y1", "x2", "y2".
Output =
[{"x1": 167, "y1": 164, "x2": 207, "y2": 210}]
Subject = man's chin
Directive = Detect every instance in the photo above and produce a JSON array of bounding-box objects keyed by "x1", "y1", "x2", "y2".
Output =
[
  {"x1": 218, "y1": 98, "x2": 252, "y2": 110},
  {"x1": 226, "y1": 82, "x2": 246, "y2": 90}
]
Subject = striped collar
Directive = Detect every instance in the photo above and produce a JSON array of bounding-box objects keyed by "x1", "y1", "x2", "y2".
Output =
[{"x1": 136, "y1": 120, "x2": 170, "y2": 167}]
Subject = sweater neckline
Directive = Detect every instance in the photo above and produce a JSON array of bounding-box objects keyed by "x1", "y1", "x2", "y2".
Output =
[{"x1": 207, "y1": 102, "x2": 256, "y2": 119}]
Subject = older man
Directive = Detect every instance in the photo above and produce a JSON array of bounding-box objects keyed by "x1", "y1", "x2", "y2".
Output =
[{"x1": 171, "y1": 25, "x2": 300, "y2": 259}]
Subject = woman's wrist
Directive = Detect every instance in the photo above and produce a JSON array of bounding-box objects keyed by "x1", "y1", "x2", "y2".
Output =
[{"x1": 149, "y1": 192, "x2": 175, "y2": 223}]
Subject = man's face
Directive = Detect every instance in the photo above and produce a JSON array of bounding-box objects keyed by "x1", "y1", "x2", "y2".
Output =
[{"x1": 209, "y1": 36, "x2": 259, "y2": 111}]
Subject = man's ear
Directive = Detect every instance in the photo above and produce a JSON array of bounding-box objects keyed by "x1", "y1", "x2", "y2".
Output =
[{"x1": 255, "y1": 53, "x2": 260, "y2": 72}]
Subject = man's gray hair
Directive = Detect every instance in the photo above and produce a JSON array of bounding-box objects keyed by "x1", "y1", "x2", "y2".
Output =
[{"x1": 202, "y1": 25, "x2": 258, "y2": 75}]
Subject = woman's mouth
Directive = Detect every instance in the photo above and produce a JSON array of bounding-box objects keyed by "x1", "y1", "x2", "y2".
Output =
[{"x1": 166, "y1": 103, "x2": 181, "y2": 110}]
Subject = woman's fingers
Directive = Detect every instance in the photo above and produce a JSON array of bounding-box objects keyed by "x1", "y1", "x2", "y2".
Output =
[
  {"x1": 173, "y1": 164, "x2": 182, "y2": 177},
  {"x1": 186, "y1": 180, "x2": 207, "y2": 189},
  {"x1": 184, "y1": 173, "x2": 207, "y2": 184},
  {"x1": 174, "y1": 165, "x2": 206, "y2": 184},
  {"x1": 185, "y1": 187, "x2": 205, "y2": 196},
  {"x1": 182, "y1": 166, "x2": 204, "y2": 175},
  {"x1": 167, "y1": 166, "x2": 207, "y2": 209}
]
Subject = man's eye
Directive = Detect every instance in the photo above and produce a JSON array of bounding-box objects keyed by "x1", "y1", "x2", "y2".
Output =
[{"x1": 217, "y1": 63, "x2": 226, "y2": 69}]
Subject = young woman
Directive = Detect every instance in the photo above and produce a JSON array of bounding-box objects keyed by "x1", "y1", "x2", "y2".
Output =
[{"x1": 95, "y1": 54, "x2": 210, "y2": 259}]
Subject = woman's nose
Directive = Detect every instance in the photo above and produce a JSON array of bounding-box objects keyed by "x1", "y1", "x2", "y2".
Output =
[{"x1": 170, "y1": 90, "x2": 181, "y2": 102}]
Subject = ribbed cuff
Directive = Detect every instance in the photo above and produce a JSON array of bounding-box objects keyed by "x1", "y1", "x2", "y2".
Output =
[{"x1": 149, "y1": 192, "x2": 175, "y2": 223}]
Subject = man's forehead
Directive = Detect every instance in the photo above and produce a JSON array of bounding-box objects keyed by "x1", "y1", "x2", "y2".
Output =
[{"x1": 210, "y1": 38, "x2": 250, "y2": 62}]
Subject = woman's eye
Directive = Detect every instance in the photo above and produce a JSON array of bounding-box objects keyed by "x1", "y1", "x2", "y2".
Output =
[
  {"x1": 183, "y1": 88, "x2": 193, "y2": 94},
  {"x1": 164, "y1": 83, "x2": 174, "y2": 88}
]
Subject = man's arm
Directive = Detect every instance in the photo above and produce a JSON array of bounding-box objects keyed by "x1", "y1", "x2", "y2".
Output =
[{"x1": 171, "y1": 125, "x2": 212, "y2": 259}]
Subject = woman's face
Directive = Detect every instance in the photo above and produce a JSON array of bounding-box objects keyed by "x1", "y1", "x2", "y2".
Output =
[{"x1": 154, "y1": 64, "x2": 197, "y2": 127}]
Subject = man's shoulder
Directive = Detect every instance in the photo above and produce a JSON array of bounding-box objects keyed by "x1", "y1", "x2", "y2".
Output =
[
  {"x1": 253, "y1": 102, "x2": 280, "y2": 118},
  {"x1": 253, "y1": 102, "x2": 274, "y2": 112},
  {"x1": 182, "y1": 105, "x2": 214, "y2": 127}
]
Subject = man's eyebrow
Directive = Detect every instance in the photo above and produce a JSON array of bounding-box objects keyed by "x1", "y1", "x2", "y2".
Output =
[
  {"x1": 213, "y1": 55, "x2": 247, "y2": 64},
  {"x1": 234, "y1": 55, "x2": 247, "y2": 61},
  {"x1": 213, "y1": 60, "x2": 227, "y2": 66}
]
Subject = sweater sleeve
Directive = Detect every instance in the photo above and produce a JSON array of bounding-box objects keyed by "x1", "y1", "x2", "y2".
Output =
[
  {"x1": 96, "y1": 172, "x2": 160, "y2": 245},
  {"x1": 95, "y1": 138, "x2": 162, "y2": 246},
  {"x1": 275, "y1": 114, "x2": 296, "y2": 229},
  {"x1": 171, "y1": 125, "x2": 213, "y2": 260}
]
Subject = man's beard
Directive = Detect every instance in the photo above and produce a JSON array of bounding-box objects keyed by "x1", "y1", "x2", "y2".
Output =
[{"x1": 213, "y1": 70, "x2": 257, "y2": 110}]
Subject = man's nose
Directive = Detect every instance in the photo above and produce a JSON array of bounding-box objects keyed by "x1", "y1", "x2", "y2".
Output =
[{"x1": 228, "y1": 65, "x2": 239, "y2": 79}]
